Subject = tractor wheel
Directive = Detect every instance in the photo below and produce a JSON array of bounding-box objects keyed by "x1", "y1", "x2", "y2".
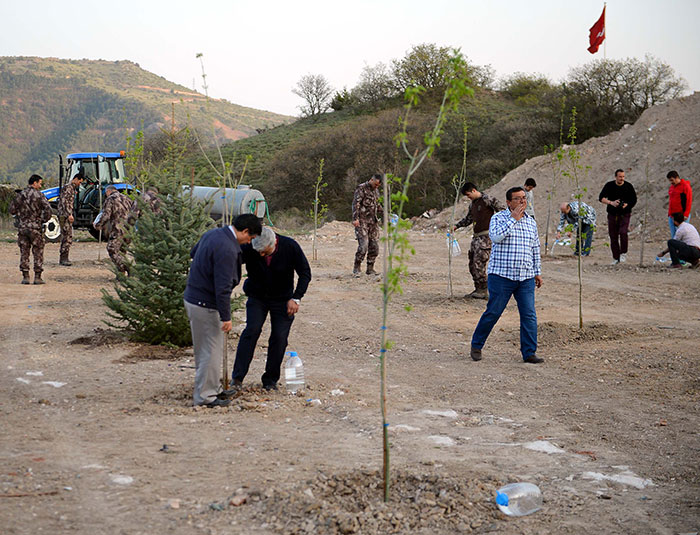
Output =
[{"x1": 44, "y1": 209, "x2": 61, "y2": 243}]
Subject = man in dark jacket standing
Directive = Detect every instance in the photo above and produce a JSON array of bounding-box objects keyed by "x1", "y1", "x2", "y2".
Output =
[
  {"x1": 9, "y1": 174, "x2": 52, "y2": 284},
  {"x1": 232, "y1": 227, "x2": 311, "y2": 391},
  {"x1": 599, "y1": 169, "x2": 637, "y2": 264},
  {"x1": 184, "y1": 214, "x2": 261, "y2": 408}
]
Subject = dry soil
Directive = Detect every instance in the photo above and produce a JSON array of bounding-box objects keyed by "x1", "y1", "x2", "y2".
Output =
[{"x1": 1, "y1": 221, "x2": 698, "y2": 534}]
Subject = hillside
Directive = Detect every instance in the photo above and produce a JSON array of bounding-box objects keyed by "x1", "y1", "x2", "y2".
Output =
[
  {"x1": 196, "y1": 89, "x2": 562, "y2": 219},
  {"x1": 418, "y1": 92, "x2": 700, "y2": 238},
  {"x1": 0, "y1": 56, "x2": 292, "y2": 183}
]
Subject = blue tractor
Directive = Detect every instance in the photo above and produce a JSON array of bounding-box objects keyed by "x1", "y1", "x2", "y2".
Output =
[{"x1": 42, "y1": 152, "x2": 138, "y2": 241}]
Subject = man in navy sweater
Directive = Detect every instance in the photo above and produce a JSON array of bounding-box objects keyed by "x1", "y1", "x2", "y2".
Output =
[
  {"x1": 231, "y1": 227, "x2": 311, "y2": 390},
  {"x1": 184, "y1": 214, "x2": 261, "y2": 407}
]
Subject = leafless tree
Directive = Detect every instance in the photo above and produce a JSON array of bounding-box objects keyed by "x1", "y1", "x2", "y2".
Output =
[{"x1": 292, "y1": 74, "x2": 334, "y2": 118}]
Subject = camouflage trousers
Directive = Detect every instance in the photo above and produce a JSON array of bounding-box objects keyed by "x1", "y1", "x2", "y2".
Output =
[
  {"x1": 59, "y1": 218, "x2": 73, "y2": 258},
  {"x1": 468, "y1": 234, "x2": 492, "y2": 290},
  {"x1": 107, "y1": 232, "x2": 129, "y2": 273},
  {"x1": 17, "y1": 228, "x2": 45, "y2": 273},
  {"x1": 354, "y1": 224, "x2": 379, "y2": 266}
]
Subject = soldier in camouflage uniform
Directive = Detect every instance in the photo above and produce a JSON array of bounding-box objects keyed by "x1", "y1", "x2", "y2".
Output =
[
  {"x1": 57, "y1": 172, "x2": 84, "y2": 266},
  {"x1": 9, "y1": 174, "x2": 52, "y2": 284},
  {"x1": 127, "y1": 187, "x2": 161, "y2": 226},
  {"x1": 352, "y1": 173, "x2": 382, "y2": 275},
  {"x1": 454, "y1": 182, "x2": 505, "y2": 299},
  {"x1": 94, "y1": 186, "x2": 134, "y2": 275}
]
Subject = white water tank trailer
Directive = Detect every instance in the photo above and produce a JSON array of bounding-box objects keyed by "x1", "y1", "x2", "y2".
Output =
[{"x1": 183, "y1": 185, "x2": 267, "y2": 221}]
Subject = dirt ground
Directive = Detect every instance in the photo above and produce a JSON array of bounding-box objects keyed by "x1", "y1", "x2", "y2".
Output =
[{"x1": 1, "y1": 222, "x2": 698, "y2": 535}]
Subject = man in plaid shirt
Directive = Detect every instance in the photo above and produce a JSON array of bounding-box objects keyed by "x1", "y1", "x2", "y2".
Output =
[{"x1": 470, "y1": 186, "x2": 543, "y2": 364}]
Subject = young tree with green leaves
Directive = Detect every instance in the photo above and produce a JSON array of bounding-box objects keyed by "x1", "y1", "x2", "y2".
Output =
[
  {"x1": 379, "y1": 51, "x2": 472, "y2": 502},
  {"x1": 561, "y1": 107, "x2": 592, "y2": 329},
  {"x1": 311, "y1": 158, "x2": 327, "y2": 261}
]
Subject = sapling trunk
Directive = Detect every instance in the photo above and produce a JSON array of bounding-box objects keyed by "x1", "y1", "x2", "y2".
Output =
[
  {"x1": 223, "y1": 332, "x2": 229, "y2": 391},
  {"x1": 380, "y1": 174, "x2": 390, "y2": 503},
  {"x1": 312, "y1": 159, "x2": 325, "y2": 261},
  {"x1": 447, "y1": 122, "x2": 468, "y2": 298},
  {"x1": 639, "y1": 127, "x2": 655, "y2": 266}
]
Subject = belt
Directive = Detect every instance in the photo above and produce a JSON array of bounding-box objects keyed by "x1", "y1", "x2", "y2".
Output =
[{"x1": 474, "y1": 230, "x2": 489, "y2": 237}]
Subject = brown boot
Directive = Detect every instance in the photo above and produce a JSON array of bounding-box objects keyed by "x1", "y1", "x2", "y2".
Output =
[
  {"x1": 366, "y1": 263, "x2": 378, "y2": 275},
  {"x1": 21, "y1": 271, "x2": 31, "y2": 285},
  {"x1": 469, "y1": 285, "x2": 488, "y2": 299},
  {"x1": 34, "y1": 272, "x2": 45, "y2": 285},
  {"x1": 353, "y1": 261, "x2": 362, "y2": 276},
  {"x1": 59, "y1": 253, "x2": 72, "y2": 266}
]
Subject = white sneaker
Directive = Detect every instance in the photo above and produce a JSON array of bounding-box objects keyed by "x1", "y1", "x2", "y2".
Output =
[
  {"x1": 610, "y1": 258, "x2": 620, "y2": 265},
  {"x1": 620, "y1": 254, "x2": 627, "y2": 263}
]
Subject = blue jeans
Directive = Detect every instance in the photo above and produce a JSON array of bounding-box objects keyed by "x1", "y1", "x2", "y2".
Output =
[
  {"x1": 669, "y1": 215, "x2": 691, "y2": 238},
  {"x1": 232, "y1": 296, "x2": 295, "y2": 387},
  {"x1": 471, "y1": 274, "x2": 538, "y2": 360},
  {"x1": 574, "y1": 224, "x2": 593, "y2": 256}
]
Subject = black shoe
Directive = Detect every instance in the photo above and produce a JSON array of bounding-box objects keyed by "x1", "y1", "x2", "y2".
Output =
[
  {"x1": 218, "y1": 382, "x2": 243, "y2": 399},
  {"x1": 263, "y1": 383, "x2": 278, "y2": 391},
  {"x1": 524, "y1": 355, "x2": 544, "y2": 364},
  {"x1": 470, "y1": 347, "x2": 482, "y2": 361},
  {"x1": 204, "y1": 398, "x2": 231, "y2": 408}
]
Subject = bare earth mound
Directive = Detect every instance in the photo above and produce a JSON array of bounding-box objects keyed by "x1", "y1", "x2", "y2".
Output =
[{"x1": 415, "y1": 92, "x2": 700, "y2": 238}]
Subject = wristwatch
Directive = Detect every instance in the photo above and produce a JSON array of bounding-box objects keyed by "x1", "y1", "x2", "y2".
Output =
[{"x1": 292, "y1": 298, "x2": 300, "y2": 305}]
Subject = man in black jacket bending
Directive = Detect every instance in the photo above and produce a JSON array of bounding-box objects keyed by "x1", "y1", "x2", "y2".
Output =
[
  {"x1": 231, "y1": 227, "x2": 311, "y2": 391},
  {"x1": 184, "y1": 214, "x2": 261, "y2": 408}
]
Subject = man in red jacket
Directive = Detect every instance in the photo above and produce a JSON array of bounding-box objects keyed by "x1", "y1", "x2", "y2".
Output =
[{"x1": 667, "y1": 171, "x2": 692, "y2": 238}]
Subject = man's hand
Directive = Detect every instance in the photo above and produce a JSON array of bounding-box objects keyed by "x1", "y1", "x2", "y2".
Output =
[
  {"x1": 353, "y1": 220, "x2": 360, "y2": 228},
  {"x1": 287, "y1": 299, "x2": 299, "y2": 317},
  {"x1": 68, "y1": 215, "x2": 74, "y2": 224},
  {"x1": 535, "y1": 275, "x2": 543, "y2": 288},
  {"x1": 221, "y1": 320, "x2": 232, "y2": 333},
  {"x1": 621, "y1": 202, "x2": 627, "y2": 209},
  {"x1": 556, "y1": 232, "x2": 561, "y2": 239},
  {"x1": 510, "y1": 203, "x2": 525, "y2": 221}
]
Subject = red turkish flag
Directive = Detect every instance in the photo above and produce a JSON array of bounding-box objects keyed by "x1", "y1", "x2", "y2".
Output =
[{"x1": 588, "y1": 6, "x2": 606, "y2": 54}]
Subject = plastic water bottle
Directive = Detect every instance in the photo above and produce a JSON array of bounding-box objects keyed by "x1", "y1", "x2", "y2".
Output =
[
  {"x1": 389, "y1": 213, "x2": 399, "y2": 227},
  {"x1": 284, "y1": 351, "x2": 304, "y2": 393},
  {"x1": 446, "y1": 233, "x2": 461, "y2": 256},
  {"x1": 495, "y1": 482, "x2": 542, "y2": 516}
]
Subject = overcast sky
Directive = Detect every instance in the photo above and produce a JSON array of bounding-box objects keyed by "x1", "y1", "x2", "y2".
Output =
[{"x1": 2, "y1": 0, "x2": 698, "y2": 117}]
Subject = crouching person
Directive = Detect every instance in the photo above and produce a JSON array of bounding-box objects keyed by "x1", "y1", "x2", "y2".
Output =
[
  {"x1": 231, "y1": 227, "x2": 311, "y2": 391},
  {"x1": 184, "y1": 214, "x2": 261, "y2": 408}
]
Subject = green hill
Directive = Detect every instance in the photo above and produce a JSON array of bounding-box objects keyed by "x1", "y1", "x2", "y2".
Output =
[
  {"x1": 191, "y1": 90, "x2": 561, "y2": 219},
  {"x1": 0, "y1": 56, "x2": 292, "y2": 184}
]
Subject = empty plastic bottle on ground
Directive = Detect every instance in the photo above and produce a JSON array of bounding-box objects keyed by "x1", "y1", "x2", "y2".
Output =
[
  {"x1": 284, "y1": 351, "x2": 305, "y2": 393},
  {"x1": 495, "y1": 482, "x2": 542, "y2": 516},
  {"x1": 446, "y1": 233, "x2": 461, "y2": 256}
]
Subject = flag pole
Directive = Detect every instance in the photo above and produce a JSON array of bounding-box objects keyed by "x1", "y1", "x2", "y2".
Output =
[{"x1": 603, "y1": 2, "x2": 607, "y2": 59}]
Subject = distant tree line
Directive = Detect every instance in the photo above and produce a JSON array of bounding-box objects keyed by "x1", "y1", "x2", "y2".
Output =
[{"x1": 273, "y1": 46, "x2": 686, "y2": 217}]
